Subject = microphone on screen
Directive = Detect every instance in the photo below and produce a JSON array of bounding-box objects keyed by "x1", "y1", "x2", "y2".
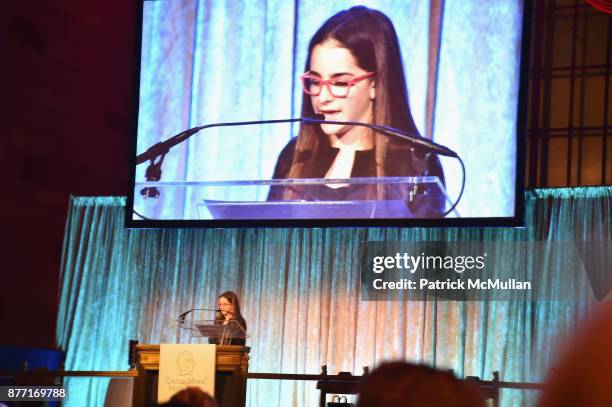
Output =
[
  {"x1": 304, "y1": 114, "x2": 458, "y2": 158},
  {"x1": 135, "y1": 115, "x2": 457, "y2": 199}
]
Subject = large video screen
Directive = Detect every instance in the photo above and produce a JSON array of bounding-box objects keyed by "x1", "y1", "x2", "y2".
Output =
[{"x1": 127, "y1": 0, "x2": 528, "y2": 227}]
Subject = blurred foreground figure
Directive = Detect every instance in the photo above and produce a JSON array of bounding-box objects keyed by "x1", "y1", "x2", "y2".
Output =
[
  {"x1": 357, "y1": 361, "x2": 486, "y2": 407},
  {"x1": 159, "y1": 387, "x2": 217, "y2": 407},
  {"x1": 538, "y1": 304, "x2": 612, "y2": 407}
]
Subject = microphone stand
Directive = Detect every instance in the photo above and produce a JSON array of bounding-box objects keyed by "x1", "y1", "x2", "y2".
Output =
[
  {"x1": 300, "y1": 116, "x2": 465, "y2": 217},
  {"x1": 135, "y1": 116, "x2": 464, "y2": 216},
  {"x1": 301, "y1": 116, "x2": 458, "y2": 158},
  {"x1": 136, "y1": 118, "x2": 305, "y2": 199},
  {"x1": 175, "y1": 308, "x2": 220, "y2": 343}
]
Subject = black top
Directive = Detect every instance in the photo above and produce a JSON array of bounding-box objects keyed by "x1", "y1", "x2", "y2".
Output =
[
  {"x1": 207, "y1": 317, "x2": 247, "y2": 346},
  {"x1": 268, "y1": 135, "x2": 446, "y2": 217}
]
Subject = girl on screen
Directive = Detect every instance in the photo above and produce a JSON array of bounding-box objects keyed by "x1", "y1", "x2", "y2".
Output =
[{"x1": 269, "y1": 6, "x2": 445, "y2": 217}]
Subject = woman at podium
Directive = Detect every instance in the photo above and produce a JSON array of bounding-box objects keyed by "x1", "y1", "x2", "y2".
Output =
[
  {"x1": 269, "y1": 6, "x2": 445, "y2": 217},
  {"x1": 208, "y1": 291, "x2": 247, "y2": 346}
]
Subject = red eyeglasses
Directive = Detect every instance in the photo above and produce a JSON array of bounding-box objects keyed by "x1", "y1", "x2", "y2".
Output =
[{"x1": 300, "y1": 72, "x2": 375, "y2": 98}]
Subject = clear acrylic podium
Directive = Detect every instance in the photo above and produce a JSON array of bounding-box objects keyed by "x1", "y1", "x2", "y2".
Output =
[
  {"x1": 133, "y1": 176, "x2": 453, "y2": 220},
  {"x1": 177, "y1": 319, "x2": 248, "y2": 345}
]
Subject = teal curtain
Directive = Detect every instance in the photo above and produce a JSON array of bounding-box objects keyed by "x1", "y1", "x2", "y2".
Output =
[{"x1": 57, "y1": 187, "x2": 612, "y2": 406}]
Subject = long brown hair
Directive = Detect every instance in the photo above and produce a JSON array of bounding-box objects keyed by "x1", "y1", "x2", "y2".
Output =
[{"x1": 285, "y1": 6, "x2": 419, "y2": 198}]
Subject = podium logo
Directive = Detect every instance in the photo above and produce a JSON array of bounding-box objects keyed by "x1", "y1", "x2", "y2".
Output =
[{"x1": 176, "y1": 351, "x2": 195, "y2": 376}]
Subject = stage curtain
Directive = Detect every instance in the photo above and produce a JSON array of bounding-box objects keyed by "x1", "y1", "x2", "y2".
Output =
[{"x1": 56, "y1": 187, "x2": 612, "y2": 406}]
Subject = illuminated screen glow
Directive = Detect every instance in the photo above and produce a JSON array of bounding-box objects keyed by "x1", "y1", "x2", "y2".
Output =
[{"x1": 129, "y1": 0, "x2": 525, "y2": 226}]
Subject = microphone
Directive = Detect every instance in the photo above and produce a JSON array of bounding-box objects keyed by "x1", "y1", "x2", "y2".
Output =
[
  {"x1": 136, "y1": 117, "x2": 309, "y2": 199},
  {"x1": 135, "y1": 116, "x2": 460, "y2": 204},
  {"x1": 136, "y1": 115, "x2": 457, "y2": 168},
  {"x1": 136, "y1": 117, "x2": 307, "y2": 166},
  {"x1": 303, "y1": 114, "x2": 458, "y2": 158},
  {"x1": 175, "y1": 307, "x2": 222, "y2": 343},
  {"x1": 302, "y1": 115, "x2": 465, "y2": 217},
  {"x1": 177, "y1": 308, "x2": 220, "y2": 321}
]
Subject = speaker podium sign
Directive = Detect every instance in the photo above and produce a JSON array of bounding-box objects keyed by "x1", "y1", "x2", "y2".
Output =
[{"x1": 158, "y1": 344, "x2": 216, "y2": 402}]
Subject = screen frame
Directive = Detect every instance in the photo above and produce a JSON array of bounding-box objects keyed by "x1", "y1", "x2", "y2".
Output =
[{"x1": 125, "y1": 0, "x2": 530, "y2": 229}]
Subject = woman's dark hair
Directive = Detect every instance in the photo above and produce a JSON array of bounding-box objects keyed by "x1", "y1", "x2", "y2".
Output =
[
  {"x1": 215, "y1": 291, "x2": 247, "y2": 332},
  {"x1": 285, "y1": 6, "x2": 418, "y2": 195}
]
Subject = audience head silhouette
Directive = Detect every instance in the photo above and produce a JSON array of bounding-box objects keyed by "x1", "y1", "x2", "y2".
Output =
[{"x1": 357, "y1": 361, "x2": 486, "y2": 407}]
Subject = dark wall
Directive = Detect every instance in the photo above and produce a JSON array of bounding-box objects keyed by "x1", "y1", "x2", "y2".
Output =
[
  {"x1": 0, "y1": 1, "x2": 135, "y2": 348},
  {"x1": 526, "y1": 1, "x2": 612, "y2": 187}
]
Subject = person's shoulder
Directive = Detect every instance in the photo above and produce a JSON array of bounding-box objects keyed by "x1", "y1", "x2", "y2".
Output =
[
  {"x1": 238, "y1": 315, "x2": 247, "y2": 330},
  {"x1": 271, "y1": 137, "x2": 298, "y2": 179},
  {"x1": 280, "y1": 137, "x2": 298, "y2": 156}
]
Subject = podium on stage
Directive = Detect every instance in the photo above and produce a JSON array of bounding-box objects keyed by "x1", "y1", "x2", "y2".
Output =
[
  {"x1": 131, "y1": 344, "x2": 249, "y2": 407},
  {"x1": 178, "y1": 319, "x2": 248, "y2": 346},
  {"x1": 133, "y1": 176, "x2": 451, "y2": 220}
]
